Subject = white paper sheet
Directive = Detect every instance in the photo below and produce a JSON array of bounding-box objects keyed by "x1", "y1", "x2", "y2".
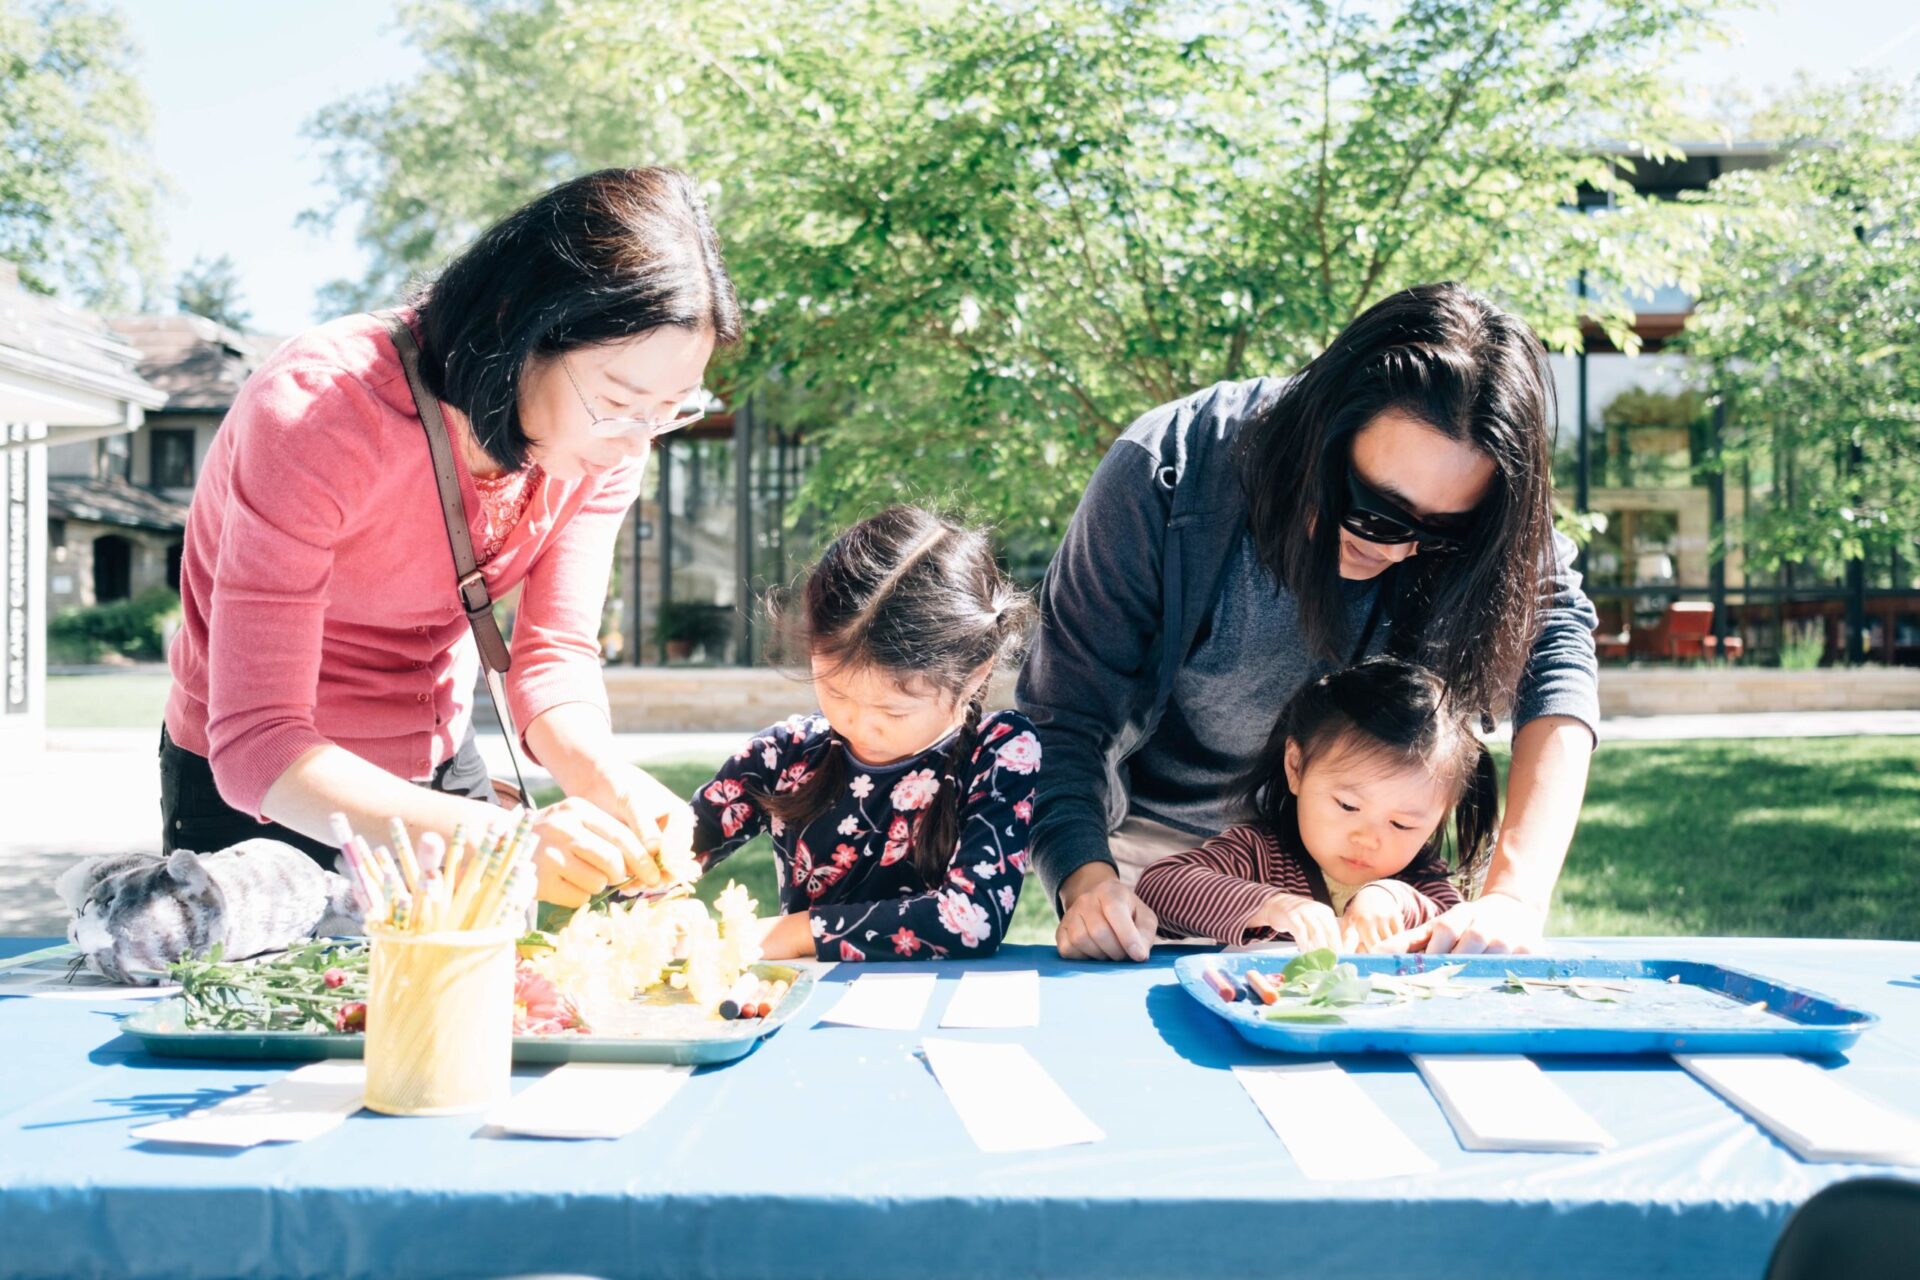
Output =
[
  {"x1": 132, "y1": 1062, "x2": 365, "y2": 1148},
  {"x1": 1412, "y1": 1054, "x2": 1613, "y2": 1153},
  {"x1": 1234, "y1": 1063, "x2": 1437, "y2": 1180},
  {"x1": 1678, "y1": 1054, "x2": 1920, "y2": 1165},
  {"x1": 920, "y1": 1038, "x2": 1104, "y2": 1153},
  {"x1": 940, "y1": 970, "x2": 1040, "y2": 1029},
  {"x1": 485, "y1": 1063, "x2": 692, "y2": 1140},
  {"x1": 817, "y1": 973, "x2": 937, "y2": 1030}
]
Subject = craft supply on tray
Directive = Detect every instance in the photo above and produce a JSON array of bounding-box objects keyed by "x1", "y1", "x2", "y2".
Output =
[{"x1": 1178, "y1": 951, "x2": 1879, "y2": 1056}]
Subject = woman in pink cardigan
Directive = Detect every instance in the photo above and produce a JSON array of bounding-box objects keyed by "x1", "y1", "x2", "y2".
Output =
[{"x1": 161, "y1": 168, "x2": 741, "y2": 908}]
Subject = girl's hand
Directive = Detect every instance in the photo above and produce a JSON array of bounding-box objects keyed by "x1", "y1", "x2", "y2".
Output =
[
  {"x1": 1260, "y1": 892, "x2": 1343, "y2": 954},
  {"x1": 755, "y1": 912, "x2": 815, "y2": 961},
  {"x1": 527, "y1": 797, "x2": 653, "y2": 908},
  {"x1": 1341, "y1": 884, "x2": 1406, "y2": 954},
  {"x1": 575, "y1": 762, "x2": 698, "y2": 890}
]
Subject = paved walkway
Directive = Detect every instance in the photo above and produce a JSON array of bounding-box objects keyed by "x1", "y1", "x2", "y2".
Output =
[{"x1": 5, "y1": 711, "x2": 1915, "y2": 938}]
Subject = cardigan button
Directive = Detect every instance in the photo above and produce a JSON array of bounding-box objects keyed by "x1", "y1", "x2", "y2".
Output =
[{"x1": 416, "y1": 693, "x2": 429, "y2": 703}]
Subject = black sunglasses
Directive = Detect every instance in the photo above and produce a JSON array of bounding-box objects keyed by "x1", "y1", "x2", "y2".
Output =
[{"x1": 1341, "y1": 465, "x2": 1471, "y2": 554}]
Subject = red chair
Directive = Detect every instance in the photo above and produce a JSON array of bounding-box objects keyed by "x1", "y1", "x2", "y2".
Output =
[{"x1": 1654, "y1": 601, "x2": 1743, "y2": 662}]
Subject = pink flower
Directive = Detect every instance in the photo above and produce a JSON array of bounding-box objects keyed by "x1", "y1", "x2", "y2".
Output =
[
  {"x1": 1008, "y1": 848, "x2": 1031, "y2": 873},
  {"x1": 839, "y1": 940, "x2": 866, "y2": 962},
  {"x1": 704, "y1": 778, "x2": 743, "y2": 805},
  {"x1": 998, "y1": 886, "x2": 1017, "y2": 914},
  {"x1": 322, "y1": 968, "x2": 348, "y2": 990},
  {"x1": 513, "y1": 966, "x2": 587, "y2": 1036},
  {"x1": 1013, "y1": 797, "x2": 1033, "y2": 824},
  {"x1": 986, "y1": 721, "x2": 1014, "y2": 742},
  {"x1": 775, "y1": 761, "x2": 813, "y2": 794},
  {"x1": 333, "y1": 1001, "x2": 367, "y2": 1033},
  {"x1": 850, "y1": 774, "x2": 874, "y2": 799},
  {"x1": 890, "y1": 768, "x2": 941, "y2": 811},
  {"x1": 936, "y1": 890, "x2": 992, "y2": 948},
  {"x1": 833, "y1": 843, "x2": 860, "y2": 869},
  {"x1": 995, "y1": 731, "x2": 1042, "y2": 775},
  {"x1": 891, "y1": 927, "x2": 921, "y2": 956}
]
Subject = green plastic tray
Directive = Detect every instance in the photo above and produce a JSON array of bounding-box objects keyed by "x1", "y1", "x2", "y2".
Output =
[{"x1": 119, "y1": 963, "x2": 816, "y2": 1067}]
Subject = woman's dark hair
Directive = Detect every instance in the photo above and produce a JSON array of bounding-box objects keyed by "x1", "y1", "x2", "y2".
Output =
[
  {"x1": 756, "y1": 506, "x2": 1037, "y2": 888},
  {"x1": 1239, "y1": 657, "x2": 1500, "y2": 887},
  {"x1": 415, "y1": 167, "x2": 742, "y2": 472},
  {"x1": 1236, "y1": 282, "x2": 1555, "y2": 718}
]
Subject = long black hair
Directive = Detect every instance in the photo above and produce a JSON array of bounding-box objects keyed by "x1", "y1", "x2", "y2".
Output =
[
  {"x1": 1239, "y1": 657, "x2": 1500, "y2": 887},
  {"x1": 1236, "y1": 282, "x2": 1555, "y2": 718},
  {"x1": 757, "y1": 506, "x2": 1037, "y2": 887},
  {"x1": 415, "y1": 167, "x2": 742, "y2": 472}
]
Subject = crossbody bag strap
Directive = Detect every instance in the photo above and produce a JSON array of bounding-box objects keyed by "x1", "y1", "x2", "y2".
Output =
[{"x1": 375, "y1": 309, "x2": 529, "y2": 803}]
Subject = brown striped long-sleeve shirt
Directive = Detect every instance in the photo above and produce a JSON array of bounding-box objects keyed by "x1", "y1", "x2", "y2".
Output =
[{"x1": 1135, "y1": 824, "x2": 1461, "y2": 947}]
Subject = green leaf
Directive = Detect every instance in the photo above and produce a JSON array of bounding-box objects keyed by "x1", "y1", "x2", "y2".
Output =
[
  {"x1": 1282, "y1": 948, "x2": 1338, "y2": 982},
  {"x1": 1264, "y1": 1007, "x2": 1347, "y2": 1024}
]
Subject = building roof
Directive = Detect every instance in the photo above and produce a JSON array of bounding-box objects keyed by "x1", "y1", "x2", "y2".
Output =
[
  {"x1": 106, "y1": 313, "x2": 276, "y2": 412},
  {"x1": 0, "y1": 265, "x2": 165, "y2": 418},
  {"x1": 47, "y1": 477, "x2": 191, "y2": 534}
]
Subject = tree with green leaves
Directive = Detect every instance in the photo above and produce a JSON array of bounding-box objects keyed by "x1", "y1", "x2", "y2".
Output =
[
  {"x1": 176, "y1": 253, "x2": 253, "y2": 331},
  {"x1": 310, "y1": 0, "x2": 1726, "y2": 550},
  {"x1": 1686, "y1": 80, "x2": 1920, "y2": 584},
  {"x1": 0, "y1": 0, "x2": 162, "y2": 305}
]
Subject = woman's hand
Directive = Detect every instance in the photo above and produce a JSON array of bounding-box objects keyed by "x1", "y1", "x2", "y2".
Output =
[
  {"x1": 1055, "y1": 864, "x2": 1158, "y2": 962},
  {"x1": 574, "y1": 762, "x2": 698, "y2": 891},
  {"x1": 1260, "y1": 892, "x2": 1343, "y2": 954},
  {"x1": 527, "y1": 797, "x2": 654, "y2": 908},
  {"x1": 1380, "y1": 891, "x2": 1544, "y2": 955},
  {"x1": 755, "y1": 912, "x2": 815, "y2": 961},
  {"x1": 1341, "y1": 884, "x2": 1405, "y2": 954}
]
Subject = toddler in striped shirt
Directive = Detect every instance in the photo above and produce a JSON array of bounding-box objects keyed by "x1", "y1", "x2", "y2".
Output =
[{"x1": 1136, "y1": 657, "x2": 1499, "y2": 954}]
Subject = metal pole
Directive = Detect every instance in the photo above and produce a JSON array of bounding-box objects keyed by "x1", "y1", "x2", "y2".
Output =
[
  {"x1": 733, "y1": 395, "x2": 754, "y2": 666},
  {"x1": 658, "y1": 437, "x2": 673, "y2": 666},
  {"x1": 1708, "y1": 392, "x2": 1728, "y2": 656},
  {"x1": 1576, "y1": 269, "x2": 1591, "y2": 517}
]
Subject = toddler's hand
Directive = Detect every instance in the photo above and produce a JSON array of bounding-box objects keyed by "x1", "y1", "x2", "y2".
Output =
[
  {"x1": 1261, "y1": 892, "x2": 1343, "y2": 953},
  {"x1": 1341, "y1": 884, "x2": 1405, "y2": 954}
]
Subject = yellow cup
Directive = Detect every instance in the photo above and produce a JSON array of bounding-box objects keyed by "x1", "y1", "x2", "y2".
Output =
[{"x1": 363, "y1": 926, "x2": 514, "y2": 1116}]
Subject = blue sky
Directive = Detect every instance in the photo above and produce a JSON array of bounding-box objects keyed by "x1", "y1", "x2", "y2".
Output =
[{"x1": 124, "y1": 1, "x2": 1920, "y2": 336}]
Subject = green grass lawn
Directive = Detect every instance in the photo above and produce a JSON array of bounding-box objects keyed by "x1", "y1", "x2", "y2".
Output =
[
  {"x1": 638, "y1": 737, "x2": 1920, "y2": 945},
  {"x1": 46, "y1": 672, "x2": 172, "y2": 730}
]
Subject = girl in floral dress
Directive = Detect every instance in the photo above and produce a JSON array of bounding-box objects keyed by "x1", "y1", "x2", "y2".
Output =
[{"x1": 691, "y1": 506, "x2": 1041, "y2": 961}]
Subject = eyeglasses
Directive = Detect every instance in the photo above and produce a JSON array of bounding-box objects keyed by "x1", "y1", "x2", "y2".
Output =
[
  {"x1": 561, "y1": 356, "x2": 707, "y2": 441},
  {"x1": 1341, "y1": 464, "x2": 1471, "y2": 554}
]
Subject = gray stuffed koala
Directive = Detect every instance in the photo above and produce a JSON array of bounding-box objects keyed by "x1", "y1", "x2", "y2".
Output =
[{"x1": 56, "y1": 839, "x2": 362, "y2": 984}]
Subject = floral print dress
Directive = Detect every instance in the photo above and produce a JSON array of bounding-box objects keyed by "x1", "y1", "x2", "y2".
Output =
[{"x1": 690, "y1": 710, "x2": 1041, "y2": 961}]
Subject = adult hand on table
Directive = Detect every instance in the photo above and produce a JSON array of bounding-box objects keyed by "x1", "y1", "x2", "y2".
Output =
[
  {"x1": 527, "y1": 797, "x2": 655, "y2": 908},
  {"x1": 1379, "y1": 891, "x2": 1543, "y2": 955},
  {"x1": 1056, "y1": 864, "x2": 1158, "y2": 962},
  {"x1": 1257, "y1": 892, "x2": 1343, "y2": 955},
  {"x1": 574, "y1": 762, "x2": 698, "y2": 892}
]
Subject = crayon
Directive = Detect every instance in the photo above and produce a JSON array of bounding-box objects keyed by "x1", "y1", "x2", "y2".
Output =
[{"x1": 1202, "y1": 967, "x2": 1239, "y2": 1002}]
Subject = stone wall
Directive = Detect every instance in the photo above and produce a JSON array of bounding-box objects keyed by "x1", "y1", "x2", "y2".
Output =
[{"x1": 600, "y1": 664, "x2": 1919, "y2": 731}]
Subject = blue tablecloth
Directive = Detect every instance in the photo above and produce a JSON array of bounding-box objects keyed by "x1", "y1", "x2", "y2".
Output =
[{"x1": 3, "y1": 936, "x2": 1917, "y2": 1280}]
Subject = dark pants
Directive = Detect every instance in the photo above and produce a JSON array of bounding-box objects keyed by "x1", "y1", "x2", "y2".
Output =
[{"x1": 158, "y1": 724, "x2": 496, "y2": 870}]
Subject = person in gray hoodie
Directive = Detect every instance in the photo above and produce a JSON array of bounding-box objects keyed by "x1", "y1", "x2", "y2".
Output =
[{"x1": 1017, "y1": 282, "x2": 1599, "y2": 961}]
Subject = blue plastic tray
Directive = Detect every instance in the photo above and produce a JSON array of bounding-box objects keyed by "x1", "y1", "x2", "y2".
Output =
[{"x1": 1174, "y1": 953, "x2": 1878, "y2": 1056}]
